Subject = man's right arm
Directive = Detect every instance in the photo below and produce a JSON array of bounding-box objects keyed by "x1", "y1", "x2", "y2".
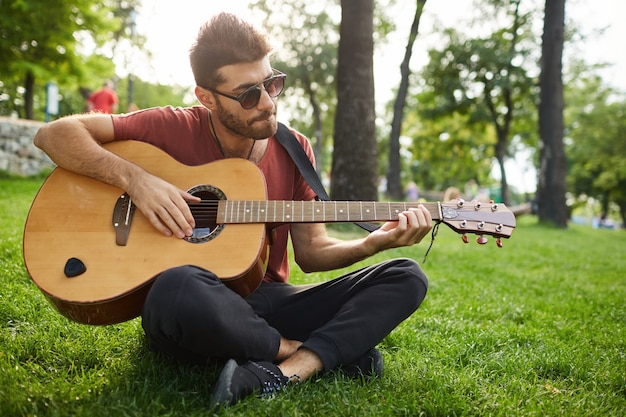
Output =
[
  {"x1": 34, "y1": 114, "x2": 137, "y2": 190},
  {"x1": 33, "y1": 114, "x2": 198, "y2": 238}
]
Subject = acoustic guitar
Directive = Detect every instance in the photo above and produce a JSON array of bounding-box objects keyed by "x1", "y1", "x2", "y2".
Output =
[{"x1": 23, "y1": 141, "x2": 516, "y2": 325}]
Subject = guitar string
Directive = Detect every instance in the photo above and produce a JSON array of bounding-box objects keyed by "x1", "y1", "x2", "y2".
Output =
[
  {"x1": 184, "y1": 201, "x2": 438, "y2": 214},
  {"x1": 184, "y1": 201, "x2": 441, "y2": 226}
]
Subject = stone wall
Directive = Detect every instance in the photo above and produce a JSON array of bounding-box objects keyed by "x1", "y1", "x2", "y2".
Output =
[{"x1": 0, "y1": 117, "x2": 54, "y2": 176}]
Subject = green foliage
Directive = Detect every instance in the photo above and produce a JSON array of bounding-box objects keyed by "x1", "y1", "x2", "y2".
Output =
[
  {"x1": 115, "y1": 77, "x2": 192, "y2": 112},
  {"x1": 565, "y1": 71, "x2": 626, "y2": 220},
  {"x1": 406, "y1": 0, "x2": 539, "y2": 202},
  {"x1": 403, "y1": 106, "x2": 496, "y2": 192},
  {"x1": 0, "y1": 0, "x2": 141, "y2": 119},
  {"x1": 2, "y1": 178, "x2": 625, "y2": 416}
]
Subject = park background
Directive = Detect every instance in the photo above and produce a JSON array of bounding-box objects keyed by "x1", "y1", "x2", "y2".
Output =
[{"x1": 1, "y1": 0, "x2": 625, "y2": 415}]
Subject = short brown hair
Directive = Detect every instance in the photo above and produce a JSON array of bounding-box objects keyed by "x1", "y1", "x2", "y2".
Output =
[{"x1": 189, "y1": 13, "x2": 272, "y2": 88}]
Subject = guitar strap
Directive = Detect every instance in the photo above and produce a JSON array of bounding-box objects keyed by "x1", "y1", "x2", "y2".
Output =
[{"x1": 274, "y1": 122, "x2": 379, "y2": 233}]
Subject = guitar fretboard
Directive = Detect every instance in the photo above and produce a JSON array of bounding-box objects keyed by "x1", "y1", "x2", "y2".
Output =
[{"x1": 216, "y1": 201, "x2": 442, "y2": 224}]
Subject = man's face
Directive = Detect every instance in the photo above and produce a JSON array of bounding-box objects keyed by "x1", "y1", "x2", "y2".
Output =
[{"x1": 212, "y1": 59, "x2": 280, "y2": 140}]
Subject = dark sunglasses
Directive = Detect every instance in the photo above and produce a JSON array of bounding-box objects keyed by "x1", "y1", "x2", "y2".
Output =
[{"x1": 203, "y1": 69, "x2": 286, "y2": 109}]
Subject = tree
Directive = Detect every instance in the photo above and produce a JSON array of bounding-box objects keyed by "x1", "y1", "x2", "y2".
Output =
[
  {"x1": 331, "y1": 0, "x2": 377, "y2": 201},
  {"x1": 0, "y1": 0, "x2": 139, "y2": 120},
  {"x1": 536, "y1": 0, "x2": 568, "y2": 228},
  {"x1": 386, "y1": 0, "x2": 427, "y2": 200},
  {"x1": 566, "y1": 74, "x2": 626, "y2": 229},
  {"x1": 403, "y1": 108, "x2": 495, "y2": 193},
  {"x1": 414, "y1": 0, "x2": 538, "y2": 205}
]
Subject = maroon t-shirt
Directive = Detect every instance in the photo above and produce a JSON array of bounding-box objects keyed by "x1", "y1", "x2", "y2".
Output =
[
  {"x1": 87, "y1": 88, "x2": 118, "y2": 113},
  {"x1": 111, "y1": 105, "x2": 317, "y2": 282}
]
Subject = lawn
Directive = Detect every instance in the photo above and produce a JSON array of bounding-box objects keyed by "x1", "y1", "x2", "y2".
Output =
[{"x1": 1, "y1": 175, "x2": 625, "y2": 416}]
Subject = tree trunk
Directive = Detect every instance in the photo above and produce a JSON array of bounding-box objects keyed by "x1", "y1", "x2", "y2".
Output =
[
  {"x1": 302, "y1": 72, "x2": 324, "y2": 175},
  {"x1": 24, "y1": 71, "x2": 35, "y2": 120},
  {"x1": 495, "y1": 132, "x2": 510, "y2": 204},
  {"x1": 331, "y1": 0, "x2": 377, "y2": 201},
  {"x1": 537, "y1": 0, "x2": 568, "y2": 228},
  {"x1": 386, "y1": 0, "x2": 426, "y2": 200}
]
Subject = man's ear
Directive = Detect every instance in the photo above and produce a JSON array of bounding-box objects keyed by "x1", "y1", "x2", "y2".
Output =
[{"x1": 195, "y1": 86, "x2": 216, "y2": 110}]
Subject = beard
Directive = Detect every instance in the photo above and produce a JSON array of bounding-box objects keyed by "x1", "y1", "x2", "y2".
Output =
[{"x1": 213, "y1": 101, "x2": 278, "y2": 140}]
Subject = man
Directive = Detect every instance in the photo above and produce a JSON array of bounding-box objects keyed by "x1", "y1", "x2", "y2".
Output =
[
  {"x1": 34, "y1": 13, "x2": 432, "y2": 408},
  {"x1": 87, "y1": 80, "x2": 119, "y2": 113}
]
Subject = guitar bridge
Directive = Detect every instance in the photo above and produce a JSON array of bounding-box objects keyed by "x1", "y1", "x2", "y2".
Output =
[{"x1": 112, "y1": 193, "x2": 136, "y2": 246}]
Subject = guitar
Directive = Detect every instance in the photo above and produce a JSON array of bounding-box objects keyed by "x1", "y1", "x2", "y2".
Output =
[{"x1": 23, "y1": 141, "x2": 516, "y2": 325}]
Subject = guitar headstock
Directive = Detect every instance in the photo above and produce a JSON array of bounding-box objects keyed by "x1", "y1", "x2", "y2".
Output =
[{"x1": 439, "y1": 200, "x2": 516, "y2": 247}]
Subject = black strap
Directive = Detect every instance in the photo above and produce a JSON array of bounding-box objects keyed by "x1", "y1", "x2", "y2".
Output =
[{"x1": 274, "y1": 123, "x2": 379, "y2": 233}]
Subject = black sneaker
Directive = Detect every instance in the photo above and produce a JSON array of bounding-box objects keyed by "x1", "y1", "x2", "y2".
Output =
[
  {"x1": 210, "y1": 359, "x2": 290, "y2": 409},
  {"x1": 338, "y1": 347, "x2": 384, "y2": 378}
]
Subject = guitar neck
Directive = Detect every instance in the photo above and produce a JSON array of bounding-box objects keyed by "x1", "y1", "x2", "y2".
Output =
[{"x1": 216, "y1": 200, "x2": 442, "y2": 224}]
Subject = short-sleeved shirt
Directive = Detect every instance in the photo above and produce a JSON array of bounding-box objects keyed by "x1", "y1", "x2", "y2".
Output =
[
  {"x1": 111, "y1": 105, "x2": 317, "y2": 283},
  {"x1": 88, "y1": 88, "x2": 118, "y2": 113}
]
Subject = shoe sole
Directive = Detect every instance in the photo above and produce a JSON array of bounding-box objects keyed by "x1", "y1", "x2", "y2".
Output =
[{"x1": 209, "y1": 359, "x2": 239, "y2": 409}]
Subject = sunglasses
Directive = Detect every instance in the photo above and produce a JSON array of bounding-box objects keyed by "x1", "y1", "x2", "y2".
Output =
[{"x1": 204, "y1": 69, "x2": 286, "y2": 109}]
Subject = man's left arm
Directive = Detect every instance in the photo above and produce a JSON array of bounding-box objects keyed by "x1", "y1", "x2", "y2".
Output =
[{"x1": 290, "y1": 205, "x2": 433, "y2": 273}]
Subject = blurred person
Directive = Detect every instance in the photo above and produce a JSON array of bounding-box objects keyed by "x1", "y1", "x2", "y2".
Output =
[
  {"x1": 406, "y1": 181, "x2": 419, "y2": 201},
  {"x1": 87, "y1": 80, "x2": 119, "y2": 114},
  {"x1": 443, "y1": 186, "x2": 461, "y2": 202}
]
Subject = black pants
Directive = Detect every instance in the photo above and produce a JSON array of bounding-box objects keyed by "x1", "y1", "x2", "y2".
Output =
[{"x1": 141, "y1": 258, "x2": 428, "y2": 371}]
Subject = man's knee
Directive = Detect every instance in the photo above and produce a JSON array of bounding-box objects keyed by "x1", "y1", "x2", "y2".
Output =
[
  {"x1": 142, "y1": 265, "x2": 222, "y2": 321},
  {"x1": 385, "y1": 258, "x2": 429, "y2": 306}
]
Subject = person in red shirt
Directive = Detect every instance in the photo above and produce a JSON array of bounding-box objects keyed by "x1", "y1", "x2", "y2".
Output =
[
  {"x1": 33, "y1": 13, "x2": 432, "y2": 409},
  {"x1": 87, "y1": 80, "x2": 119, "y2": 113}
]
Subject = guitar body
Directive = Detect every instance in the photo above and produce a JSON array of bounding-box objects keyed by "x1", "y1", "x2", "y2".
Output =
[{"x1": 23, "y1": 141, "x2": 269, "y2": 325}]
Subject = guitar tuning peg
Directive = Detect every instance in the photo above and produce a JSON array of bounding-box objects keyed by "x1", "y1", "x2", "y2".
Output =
[
  {"x1": 461, "y1": 234, "x2": 469, "y2": 244},
  {"x1": 476, "y1": 235, "x2": 488, "y2": 245},
  {"x1": 496, "y1": 238, "x2": 503, "y2": 248}
]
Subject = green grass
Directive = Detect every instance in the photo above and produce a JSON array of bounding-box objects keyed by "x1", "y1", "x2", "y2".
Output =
[{"x1": 1, "y1": 176, "x2": 625, "y2": 416}]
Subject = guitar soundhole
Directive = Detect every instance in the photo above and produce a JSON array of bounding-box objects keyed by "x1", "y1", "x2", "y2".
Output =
[{"x1": 184, "y1": 184, "x2": 226, "y2": 244}]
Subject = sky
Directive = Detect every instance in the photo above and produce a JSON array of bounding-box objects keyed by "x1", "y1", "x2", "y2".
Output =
[{"x1": 126, "y1": 0, "x2": 625, "y2": 193}]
